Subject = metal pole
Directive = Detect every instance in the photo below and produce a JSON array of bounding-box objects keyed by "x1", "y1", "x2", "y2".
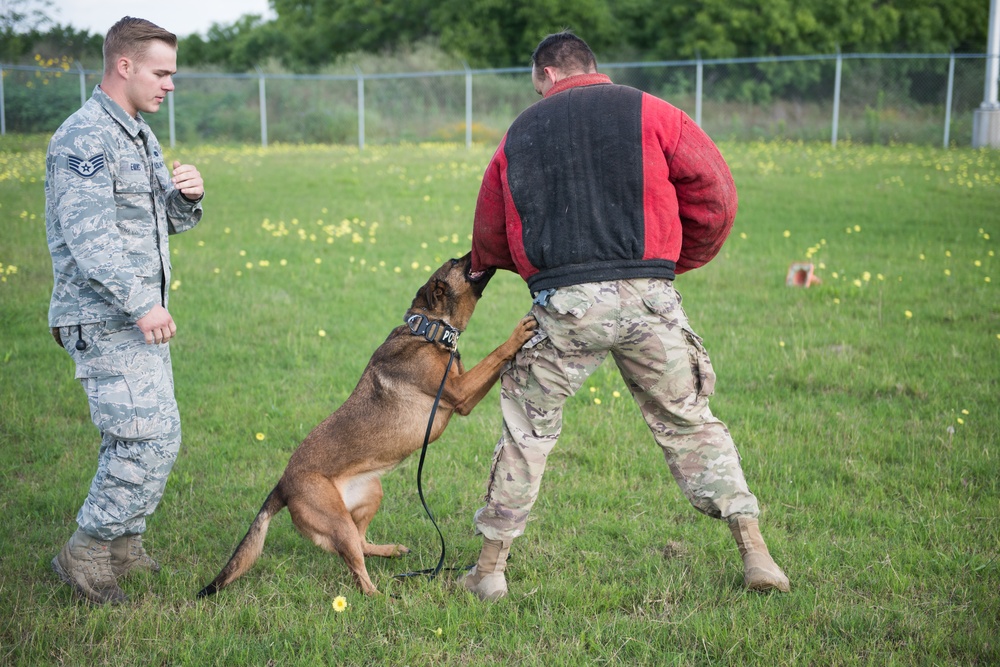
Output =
[
  {"x1": 944, "y1": 54, "x2": 955, "y2": 148},
  {"x1": 0, "y1": 65, "x2": 5, "y2": 136},
  {"x1": 832, "y1": 49, "x2": 842, "y2": 147},
  {"x1": 983, "y1": 0, "x2": 1000, "y2": 109},
  {"x1": 695, "y1": 57, "x2": 703, "y2": 127},
  {"x1": 354, "y1": 65, "x2": 365, "y2": 151},
  {"x1": 973, "y1": 0, "x2": 1000, "y2": 147},
  {"x1": 464, "y1": 61, "x2": 473, "y2": 148},
  {"x1": 256, "y1": 66, "x2": 268, "y2": 148},
  {"x1": 168, "y1": 90, "x2": 175, "y2": 148},
  {"x1": 76, "y1": 61, "x2": 86, "y2": 106}
]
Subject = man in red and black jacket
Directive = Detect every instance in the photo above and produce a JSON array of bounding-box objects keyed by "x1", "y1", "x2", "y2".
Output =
[
  {"x1": 472, "y1": 49, "x2": 736, "y2": 289},
  {"x1": 465, "y1": 31, "x2": 790, "y2": 601}
]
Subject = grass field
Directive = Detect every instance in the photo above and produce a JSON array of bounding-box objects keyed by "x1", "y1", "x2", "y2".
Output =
[{"x1": 1, "y1": 136, "x2": 998, "y2": 666}]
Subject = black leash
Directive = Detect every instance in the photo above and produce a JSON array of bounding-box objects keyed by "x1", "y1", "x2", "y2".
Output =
[{"x1": 393, "y1": 348, "x2": 459, "y2": 582}]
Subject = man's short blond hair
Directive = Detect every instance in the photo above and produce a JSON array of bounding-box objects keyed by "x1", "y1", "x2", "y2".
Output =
[{"x1": 103, "y1": 17, "x2": 177, "y2": 76}]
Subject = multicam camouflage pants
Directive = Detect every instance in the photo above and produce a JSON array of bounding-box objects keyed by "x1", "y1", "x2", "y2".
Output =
[
  {"x1": 473, "y1": 278, "x2": 760, "y2": 542},
  {"x1": 57, "y1": 321, "x2": 181, "y2": 541}
]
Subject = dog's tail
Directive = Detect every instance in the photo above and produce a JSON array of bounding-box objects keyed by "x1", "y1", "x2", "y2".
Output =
[{"x1": 196, "y1": 486, "x2": 286, "y2": 598}]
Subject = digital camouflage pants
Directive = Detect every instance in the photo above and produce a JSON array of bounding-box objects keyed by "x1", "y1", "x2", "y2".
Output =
[
  {"x1": 473, "y1": 278, "x2": 760, "y2": 542},
  {"x1": 58, "y1": 321, "x2": 181, "y2": 541}
]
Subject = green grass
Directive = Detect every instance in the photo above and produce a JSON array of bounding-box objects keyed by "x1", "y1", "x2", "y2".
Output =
[{"x1": 1, "y1": 136, "x2": 998, "y2": 666}]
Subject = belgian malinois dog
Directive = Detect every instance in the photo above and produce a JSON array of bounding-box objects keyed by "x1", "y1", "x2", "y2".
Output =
[{"x1": 197, "y1": 253, "x2": 536, "y2": 597}]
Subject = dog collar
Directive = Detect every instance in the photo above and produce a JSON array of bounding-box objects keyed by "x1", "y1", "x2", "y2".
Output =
[{"x1": 405, "y1": 313, "x2": 460, "y2": 349}]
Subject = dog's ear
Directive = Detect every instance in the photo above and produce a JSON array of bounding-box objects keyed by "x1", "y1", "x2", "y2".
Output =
[
  {"x1": 412, "y1": 278, "x2": 448, "y2": 312},
  {"x1": 426, "y1": 279, "x2": 448, "y2": 311}
]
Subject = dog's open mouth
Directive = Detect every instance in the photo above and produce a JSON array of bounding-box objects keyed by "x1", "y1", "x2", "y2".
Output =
[
  {"x1": 465, "y1": 265, "x2": 494, "y2": 283},
  {"x1": 465, "y1": 264, "x2": 496, "y2": 295}
]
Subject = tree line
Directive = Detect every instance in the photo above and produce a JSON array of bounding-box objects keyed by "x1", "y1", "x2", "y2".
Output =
[{"x1": 1, "y1": 0, "x2": 989, "y2": 71}]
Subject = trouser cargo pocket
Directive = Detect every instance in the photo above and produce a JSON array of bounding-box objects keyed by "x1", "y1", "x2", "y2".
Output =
[{"x1": 82, "y1": 357, "x2": 165, "y2": 442}]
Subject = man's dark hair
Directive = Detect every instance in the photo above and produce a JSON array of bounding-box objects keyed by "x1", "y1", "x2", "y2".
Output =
[{"x1": 531, "y1": 31, "x2": 597, "y2": 73}]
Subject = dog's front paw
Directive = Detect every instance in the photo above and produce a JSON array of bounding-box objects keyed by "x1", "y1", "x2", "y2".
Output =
[
  {"x1": 364, "y1": 543, "x2": 411, "y2": 558},
  {"x1": 511, "y1": 315, "x2": 538, "y2": 345}
]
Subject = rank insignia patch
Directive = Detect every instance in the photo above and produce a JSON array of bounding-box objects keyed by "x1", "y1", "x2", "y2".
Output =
[{"x1": 67, "y1": 153, "x2": 107, "y2": 178}]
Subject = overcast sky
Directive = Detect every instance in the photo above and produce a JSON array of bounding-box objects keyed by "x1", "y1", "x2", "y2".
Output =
[{"x1": 51, "y1": 0, "x2": 276, "y2": 38}]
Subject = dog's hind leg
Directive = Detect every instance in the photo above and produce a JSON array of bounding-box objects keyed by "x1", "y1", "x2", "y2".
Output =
[
  {"x1": 344, "y1": 475, "x2": 410, "y2": 559},
  {"x1": 286, "y1": 474, "x2": 380, "y2": 595}
]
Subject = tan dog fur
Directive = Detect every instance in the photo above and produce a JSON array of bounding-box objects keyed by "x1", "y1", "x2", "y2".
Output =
[{"x1": 197, "y1": 253, "x2": 535, "y2": 597}]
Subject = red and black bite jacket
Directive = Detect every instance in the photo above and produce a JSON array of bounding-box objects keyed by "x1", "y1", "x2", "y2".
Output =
[{"x1": 471, "y1": 73, "x2": 737, "y2": 292}]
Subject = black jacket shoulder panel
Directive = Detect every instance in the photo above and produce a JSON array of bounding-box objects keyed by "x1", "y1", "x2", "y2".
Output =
[{"x1": 504, "y1": 84, "x2": 646, "y2": 276}]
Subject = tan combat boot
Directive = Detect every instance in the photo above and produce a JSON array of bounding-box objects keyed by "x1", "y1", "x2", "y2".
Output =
[
  {"x1": 110, "y1": 534, "x2": 161, "y2": 578},
  {"x1": 51, "y1": 529, "x2": 128, "y2": 604},
  {"x1": 729, "y1": 517, "x2": 790, "y2": 592},
  {"x1": 464, "y1": 537, "x2": 512, "y2": 601}
]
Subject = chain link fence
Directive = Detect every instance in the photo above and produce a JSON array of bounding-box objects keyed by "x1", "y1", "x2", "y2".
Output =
[{"x1": 0, "y1": 53, "x2": 990, "y2": 148}]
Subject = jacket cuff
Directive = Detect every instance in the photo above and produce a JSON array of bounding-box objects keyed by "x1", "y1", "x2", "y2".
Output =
[{"x1": 125, "y1": 289, "x2": 159, "y2": 322}]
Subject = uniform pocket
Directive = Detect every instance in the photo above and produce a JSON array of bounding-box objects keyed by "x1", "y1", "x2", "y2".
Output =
[
  {"x1": 639, "y1": 278, "x2": 681, "y2": 318},
  {"x1": 546, "y1": 287, "x2": 593, "y2": 318},
  {"x1": 114, "y1": 167, "x2": 155, "y2": 227},
  {"x1": 501, "y1": 330, "x2": 549, "y2": 399},
  {"x1": 84, "y1": 359, "x2": 164, "y2": 441},
  {"x1": 682, "y1": 328, "x2": 717, "y2": 398},
  {"x1": 114, "y1": 163, "x2": 152, "y2": 194},
  {"x1": 107, "y1": 455, "x2": 147, "y2": 485}
]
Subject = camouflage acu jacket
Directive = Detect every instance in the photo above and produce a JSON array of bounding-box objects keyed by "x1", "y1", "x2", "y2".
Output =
[{"x1": 45, "y1": 86, "x2": 203, "y2": 327}]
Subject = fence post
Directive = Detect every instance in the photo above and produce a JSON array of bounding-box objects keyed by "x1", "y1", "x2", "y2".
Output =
[
  {"x1": 464, "y1": 61, "x2": 473, "y2": 148},
  {"x1": 256, "y1": 66, "x2": 268, "y2": 148},
  {"x1": 168, "y1": 90, "x2": 175, "y2": 148},
  {"x1": 695, "y1": 57, "x2": 703, "y2": 127},
  {"x1": 76, "y1": 61, "x2": 86, "y2": 107},
  {"x1": 831, "y1": 49, "x2": 842, "y2": 147},
  {"x1": 973, "y1": 0, "x2": 1000, "y2": 147},
  {"x1": 0, "y1": 65, "x2": 5, "y2": 136},
  {"x1": 354, "y1": 65, "x2": 365, "y2": 151},
  {"x1": 944, "y1": 54, "x2": 956, "y2": 148}
]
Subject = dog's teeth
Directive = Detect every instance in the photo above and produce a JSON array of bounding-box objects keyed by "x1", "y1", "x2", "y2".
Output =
[{"x1": 469, "y1": 271, "x2": 485, "y2": 280}]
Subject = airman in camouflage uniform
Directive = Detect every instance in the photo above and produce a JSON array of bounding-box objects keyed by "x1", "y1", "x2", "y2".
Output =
[
  {"x1": 46, "y1": 17, "x2": 205, "y2": 604},
  {"x1": 464, "y1": 32, "x2": 790, "y2": 601}
]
